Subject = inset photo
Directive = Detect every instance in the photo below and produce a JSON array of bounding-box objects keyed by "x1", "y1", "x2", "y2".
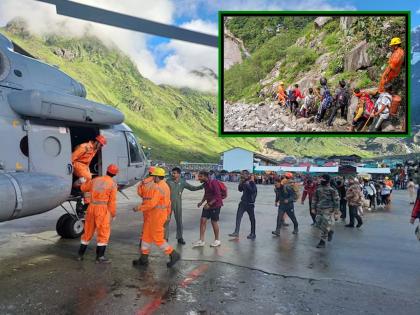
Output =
[{"x1": 220, "y1": 12, "x2": 410, "y2": 136}]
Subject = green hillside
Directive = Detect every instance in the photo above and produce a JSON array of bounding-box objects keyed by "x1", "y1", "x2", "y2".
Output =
[
  {"x1": 224, "y1": 16, "x2": 406, "y2": 103},
  {"x1": 1, "y1": 20, "x2": 259, "y2": 162}
]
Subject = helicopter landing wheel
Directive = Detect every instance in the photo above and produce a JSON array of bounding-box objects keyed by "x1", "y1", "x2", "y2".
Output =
[{"x1": 56, "y1": 214, "x2": 84, "y2": 239}]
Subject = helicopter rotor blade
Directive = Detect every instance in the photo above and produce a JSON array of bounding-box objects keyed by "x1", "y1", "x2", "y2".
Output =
[{"x1": 34, "y1": 0, "x2": 218, "y2": 47}]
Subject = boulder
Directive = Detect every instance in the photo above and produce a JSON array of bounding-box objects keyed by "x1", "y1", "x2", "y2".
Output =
[
  {"x1": 314, "y1": 17, "x2": 333, "y2": 28},
  {"x1": 347, "y1": 95, "x2": 359, "y2": 123},
  {"x1": 315, "y1": 53, "x2": 331, "y2": 72},
  {"x1": 339, "y1": 17, "x2": 355, "y2": 31},
  {"x1": 344, "y1": 40, "x2": 371, "y2": 71}
]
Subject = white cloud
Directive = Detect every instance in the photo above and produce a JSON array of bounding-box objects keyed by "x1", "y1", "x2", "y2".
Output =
[
  {"x1": 144, "y1": 19, "x2": 218, "y2": 92},
  {"x1": 417, "y1": 9, "x2": 420, "y2": 14}
]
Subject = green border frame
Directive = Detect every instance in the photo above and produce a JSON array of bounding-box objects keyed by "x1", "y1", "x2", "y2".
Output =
[{"x1": 218, "y1": 11, "x2": 411, "y2": 138}]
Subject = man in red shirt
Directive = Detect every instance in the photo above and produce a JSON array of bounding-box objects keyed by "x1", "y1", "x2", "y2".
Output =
[
  {"x1": 301, "y1": 178, "x2": 317, "y2": 224},
  {"x1": 410, "y1": 187, "x2": 420, "y2": 225},
  {"x1": 289, "y1": 84, "x2": 304, "y2": 115},
  {"x1": 193, "y1": 171, "x2": 223, "y2": 248}
]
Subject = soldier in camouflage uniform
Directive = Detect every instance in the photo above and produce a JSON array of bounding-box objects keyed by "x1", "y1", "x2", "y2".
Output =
[{"x1": 312, "y1": 174, "x2": 340, "y2": 248}]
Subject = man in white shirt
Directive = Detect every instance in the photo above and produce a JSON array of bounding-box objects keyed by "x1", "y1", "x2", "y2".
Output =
[{"x1": 369, "y1": 83, "x2": 393, "y2": 132}]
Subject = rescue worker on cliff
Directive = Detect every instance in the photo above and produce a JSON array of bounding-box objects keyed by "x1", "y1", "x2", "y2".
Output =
[
  {"x1": 77, "y1": 164, "x2": 119, "y2": 263},
  {"x1": 132, "y1": 167, "x2": 181, "y2": 268},
  {"x1": 277, "y1": 81, "x2": 287, "y2": 106},
  {"x1": 136, "y1": 166, "x2": 156, "y2": 247},
  {"x1": 378, "y1": 37, "x2": 405, "y2": 93}
]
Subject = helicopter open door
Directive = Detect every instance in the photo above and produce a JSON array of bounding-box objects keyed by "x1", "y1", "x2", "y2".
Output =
[{"x1": 27, "y1": 121, "x2": 73, "y2": 182}]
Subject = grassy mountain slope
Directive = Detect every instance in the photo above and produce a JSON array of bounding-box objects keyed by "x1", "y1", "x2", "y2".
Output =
[
  {"x1": 1, "y1": 21, "x2": 259, "y2": 162},
  {"x1": 224, "y1": 16, "x2": 406, "y2": 103}
]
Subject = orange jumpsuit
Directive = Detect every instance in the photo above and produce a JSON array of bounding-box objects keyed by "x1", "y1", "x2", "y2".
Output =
[
  {"x1": 277, "y1": 86, "x2": 287, "y2": 106},
  {"x1": 379, "y1": 47, "x2": 404, "y2": 92},
  {"x1": 80, "y1": 175, "x2": 117, "y2": 246},
  {"x1": 137, "y1": 176, "x2": 155, "y2": 241},
  {"x1": 72, "y1": 141, "x2": 98, "y2": 180},
  {"x1": 138, "y1": 180, "x2": 173, "y2": 255}
]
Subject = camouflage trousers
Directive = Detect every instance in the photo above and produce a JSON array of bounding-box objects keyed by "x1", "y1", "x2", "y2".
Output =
[{"x1": 315, "y1": 211, "x2": 335, "y2": 241}]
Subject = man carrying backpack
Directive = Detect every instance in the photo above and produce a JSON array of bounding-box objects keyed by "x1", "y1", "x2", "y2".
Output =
[
  {"x1": 369, "y1": 83, "x2": 393, "y2": 132},
  {"x1": 288, "y1": 84, "x2": 304, "y2": 115},
  {"x1": 193, "y1": 171, "x2": 226, "y2": 248},
  {"x1": 316, "y1": 77, "x2": 333, "y2": 123},
  {"x1": 327, "y1": 80, "x2": 350, "y2": 126},
  {"x1": 300, "y1": 87, "x2": 316, "y2": 118},
  {"x1": 229, "y1": 170, "x2": 257, "y2": 240},
  {"x1": 350, "y1": 88, "x2": 375, "y2": 132}
]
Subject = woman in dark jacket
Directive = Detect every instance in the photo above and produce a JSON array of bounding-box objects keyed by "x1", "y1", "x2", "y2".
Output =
[{"x1": 272, "y1": 178, "x2": 299, "y2": 236}]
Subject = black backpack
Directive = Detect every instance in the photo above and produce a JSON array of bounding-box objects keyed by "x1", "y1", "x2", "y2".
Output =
[
  {"x1": 288, "y1": 89, "x2": 297, "y2": 102},
  {"x1": 336, "y1": 88, "x2": 349, "y2": 108}
]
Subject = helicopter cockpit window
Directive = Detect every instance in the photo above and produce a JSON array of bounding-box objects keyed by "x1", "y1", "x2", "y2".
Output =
[{"x1": 126, "y1": 132, "x2": 142, "y2": 164}]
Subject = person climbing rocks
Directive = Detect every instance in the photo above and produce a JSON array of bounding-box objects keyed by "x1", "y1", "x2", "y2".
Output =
[
  {"x1": 350, "y1": 88, "x2": 375, "y2": 132},
  {"x1": 288, "y1": 84, "x2": 304, "y2": 115},
  {"x1": 300, "y1": 87, "x2": 316, "y2": 118},
  {"x1": 327, "y1": 80, "x2": 350, "y2": 126},
  {"x1": 315, "y1": 77, "x2": 333, "y2": 123},
  {"x1": 378, "y1": 37, "x2": 405, "y2": 93},
  {"x1": 277, "y1": 81, "x2": 287, "y2": 106},
  {"x1": 369, "y1": 83, "x2": 393, "y2": 132}
]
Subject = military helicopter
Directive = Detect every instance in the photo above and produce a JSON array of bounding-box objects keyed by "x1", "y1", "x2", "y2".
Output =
[
  {"x1": 0, "y1": 32, "x2": 150, "y2": 238},
  {"x1": 0, "y1": 0, "x2": 217, "y2": 239}
]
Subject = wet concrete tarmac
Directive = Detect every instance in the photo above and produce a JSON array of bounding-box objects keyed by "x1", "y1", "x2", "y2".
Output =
[{"x1": 0, "y1": 182, "x2": 420, "y2": 314}]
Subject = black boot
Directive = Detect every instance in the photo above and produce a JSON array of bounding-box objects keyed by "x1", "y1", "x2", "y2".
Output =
[
  {"x1": 177, "y1": 238, "x2": 186, "y2": 245},
  {"x1": 167, "y1": 250, "x2": 180, "y2": 268},
  {"x1": 77, "y1": 244, "x2": 88, "y2": 261},
  {"x1": 316, "y1": 240, "x2": 326, "y2": 248},
  {"x1": 327, "y1": 230, "x2": 334, "y2": 242},
  {"x1": 96, "y1": 246, "x2": 111, "y2": 264},
  {"x1": 271, "y1": 230, "x2": 280, "y2": 237},
  {"x1": 133, "y1": 254, "x2": 149, "y2": 266}
]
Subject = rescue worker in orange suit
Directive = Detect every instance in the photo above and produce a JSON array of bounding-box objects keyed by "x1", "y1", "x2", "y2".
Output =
[
  {"x1": 378, "y1": 37, "x2": 404, "y2": 93},
  {"x1": 72, "y1": 135, "x2": 107, "y2": 186},
  {"x1": 277, "y1": 81, "x2": 287, "y2": 106},
  {"x1": 132, "y1": 167, "x2": 181, "y2": 268},
  {"x1": 136, "y1": 166, "x2": 156, "y2": 247},
  {"x1": 77, "y1": 164, "x2": 119, "y2": 263}
]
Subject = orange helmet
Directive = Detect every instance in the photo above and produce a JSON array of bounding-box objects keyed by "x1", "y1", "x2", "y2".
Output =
[
  {"x1": 95, "y1": 135, "x2": 107, "y2": 146},
  {"x1": 107, "y1": 164, "x2": 119, "y2": 175},
  {"x1": 148, "y1": 166, "x2": 156, "y2": 174},
  {"x1": 284, "y1": 172, "x2": 293, "y2": 179}
]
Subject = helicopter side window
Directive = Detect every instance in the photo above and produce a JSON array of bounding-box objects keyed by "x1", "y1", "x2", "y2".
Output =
[{"x1": 125, "y1": 132, "x2": 142, "y2": 164}]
